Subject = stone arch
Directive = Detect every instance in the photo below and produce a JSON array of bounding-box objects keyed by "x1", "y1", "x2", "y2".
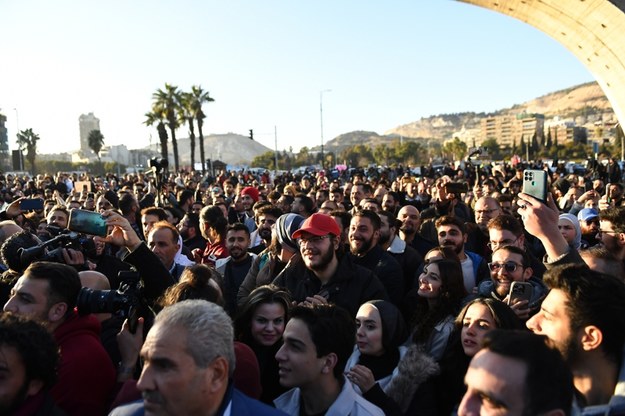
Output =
[{"x1": 458, "y1": 0, "x2": 625, "y2": 127}]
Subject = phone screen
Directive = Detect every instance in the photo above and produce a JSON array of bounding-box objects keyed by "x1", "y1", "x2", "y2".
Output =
[
  {"x1": 67, "y1": 209, "x2": 107, "y2": 236},
  {"x1": 19, "y1": 198, "x2": 44, "y2": 211}
]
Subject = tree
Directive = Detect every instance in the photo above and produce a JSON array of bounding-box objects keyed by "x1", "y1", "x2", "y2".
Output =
[
  {"x1": 144, "y1": 110, "x2": 169, "y2": 160},
  {"x1": 442, "y1": 138, "x2": 467, "y2": 161},
  {"x1": 16, "y1": 128, "x2": 39, "y2": 174},
  {"x1": 179, "y1": 92, "x2": 196, "y2": 170},
  {"x1": 87, "y1": 129, "x2": 105, "y2": 162},
  {"x1": 152, "y1": 83, "x2": 182, "y2": 171},
  {"x1": 190, "y1": 85, "x2": 215, "y2": 174}
]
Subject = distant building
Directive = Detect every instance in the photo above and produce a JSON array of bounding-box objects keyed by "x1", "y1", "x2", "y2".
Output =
[
  {"x1": 79, "y1": 113, "x2": 100, "y2": 154},
  {"x1": 478, "y1": 113, "x2": 545, "y2": 148},
  {"x1": 0, "y1": 113, "x2": 10, "y2": 171},
  {"x1": 545, "y1": 120, "x2": 587, "y2": 144}
]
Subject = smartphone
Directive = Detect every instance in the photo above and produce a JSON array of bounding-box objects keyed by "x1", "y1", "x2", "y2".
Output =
[
  {"x1": 508, "y1": 281, "x2": 533, "y2": 305},
  {"x1": 19, "y1": 198, "x2": 44, "y2": 211},
  {"x1": 67, "y1": 209, "x2": 107, "y2": 237},
  {"x1": 522, "y1": 169, "x2": 548, "y2": 203},
  {"x1": 444, "y1": 182, "x2": 469, "y2": 196}
]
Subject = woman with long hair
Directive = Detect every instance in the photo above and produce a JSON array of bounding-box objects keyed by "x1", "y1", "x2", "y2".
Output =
[
  {"x1": 436, "y1": 297, "x2": 522, "y2": 415},
  {"x1": 408, "y1": 250, "x2": 467, "y2": 361},
  {"x1": 234, "y1": 284, "x2": 291, "y2": 404}
]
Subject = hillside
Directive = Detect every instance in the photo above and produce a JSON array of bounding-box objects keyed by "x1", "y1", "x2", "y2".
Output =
[{"x1": 323, "y1": 81, "x2": 613, "y2": 151}]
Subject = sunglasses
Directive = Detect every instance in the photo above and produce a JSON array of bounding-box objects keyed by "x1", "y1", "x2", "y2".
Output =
[{"x1": 488, "y1": 261, "x2": 523, "y2": 273}]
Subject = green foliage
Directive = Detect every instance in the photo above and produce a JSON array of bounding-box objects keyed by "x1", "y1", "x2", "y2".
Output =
[
  {"x1": 16, "y1": 128, "x2": 40, "y2": 174},
  {"x1": 442, "y1": 138, "x2": 467, "y2": 161},
  {"x1": 87, "y1": 129, "x2": 105, "y2": 161}
]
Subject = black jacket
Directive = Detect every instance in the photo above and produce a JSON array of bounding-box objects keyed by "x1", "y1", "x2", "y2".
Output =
[
  {"x1": 351, "y1": 245, "x2": 403, "y2": 307},
  {"x1": 272, "y1": 252, "x2": 389, "y2": 316}
]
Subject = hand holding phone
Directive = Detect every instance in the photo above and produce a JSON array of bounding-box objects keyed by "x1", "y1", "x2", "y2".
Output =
[
  {"x1": 507, "y1": 281, "x2": 533, "y2": 306},
  {"x1": 19, "y1": 198, "x2": 44, "y2": 211},
  {"x1": 68, "y1": 209, "x2": 107, "y2": 237},
  {"x1": 522, "y1": 170, "x2": 548, "y2": 203}
]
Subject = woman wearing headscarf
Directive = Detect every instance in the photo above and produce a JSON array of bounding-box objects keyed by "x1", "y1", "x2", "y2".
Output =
[
  {"x1": 558, "y1": 213, "x2": 582, "y2": 250},
  {"x1": 345, "y1": 300, "x2": 439, "y2": 416}
]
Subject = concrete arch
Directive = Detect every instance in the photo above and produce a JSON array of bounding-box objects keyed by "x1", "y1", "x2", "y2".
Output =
[{"x1": 458, "y1": 0, "x2": 625, "y2": 126}]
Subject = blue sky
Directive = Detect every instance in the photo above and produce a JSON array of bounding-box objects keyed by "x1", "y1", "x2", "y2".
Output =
[{"x1": 0, "y1": 1, "x2": 594, "y2": 155}]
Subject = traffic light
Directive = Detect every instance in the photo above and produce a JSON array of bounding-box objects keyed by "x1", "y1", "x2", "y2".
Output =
[{"x1": 249, "y1": 129, "x2": 254, "y2": 140}]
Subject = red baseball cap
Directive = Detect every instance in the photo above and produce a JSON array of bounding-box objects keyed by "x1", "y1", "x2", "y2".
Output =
[
  {"x1": 292, "y1": 213, "x2": 341, "y2": 239},
  {"x1": 240, "y1": 186, "x2": 259, "y2": 202}
]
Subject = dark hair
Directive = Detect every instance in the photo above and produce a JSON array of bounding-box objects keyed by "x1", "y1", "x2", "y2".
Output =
[
  {"x1": 599, "y1": 206, "x2": 625, "y2": 233},
  {"x1": 0, "y1": 313, "x2": 59, "y2": 389},
  {"x1": 177, "y1": 190, "x2": 194, "y2": 206},
  {"x1": 544, "y1": 264, "x2": 625, "y2": 365},
  {"x1": 294, "y1": 194, "x2": 314, "y2": 215},
  {"x1": 25, "y1": 261, "x2": 81, "y2": 312},
  {"x1": 290, "y1": 304, "x2": 356, "y2": 379},
  {"x1": 454, "y1": 297, "x2": 522, "y2": 332},
  {"x1": 352, "y1": 209, "x2": 381, "y2": 230},
  {"x1": 182, "y1": 212, "x2": 200, "y2": 232},
  {"x1": 140, "y1": 207, "x2": 168, "y2": 221},
  {"x1": 385, "y1": 191, "x2": 400, "y2": 203},
  {"x1": 491, "y1": 244, "x2": 530, "y2": 268},
  {"x1": 579, "y1": 246, "x2": 625, "y2": 280},
  {"x1": 200, "y1": 205, "x2": 228, "y2": 236},
  {"x1": 118, "y1": 193, "x2": 137, "y2": 215},
  {"x1": 256, "y1": 205, "x2": 282, "y2": 221},
  {"x1": 377, "y1": 210, "x2": 399, "y2": 229},
  {"x1": 227, "y1": 222, "x2": 251, "y2": 238},
  {"x1": 487, "y1": 214, "x2": 523, "y2": 237},
  {"x1": 158, "y1": 263, "x2": 224, "y2": 308},
  {"x1": 1, "y1": 231, "x2": 40, "y2": 274},
  {"x1": 329, "y1": 210, "x2": 352, "y2": 232},
  {"x1": 435, "y1": 215, "x2": 466, "y2": 235},
  {"x1": 482, "y1": 330, "x2": 573, "y2": 415},
  {"x1": 412, "y1": 258, "x2": 467, "y2": 344},
  {"x1": 234, "y1": 285, "x2": 291, "y2": 345}
]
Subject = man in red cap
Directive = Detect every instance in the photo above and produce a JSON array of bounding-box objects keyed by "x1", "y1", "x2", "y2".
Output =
[
  {"x1": 239, "y1": 186, "x2": 259, "y2": 232},
  {"x1": 272, "y1": 213, "x2": 388, "y2": 316}
]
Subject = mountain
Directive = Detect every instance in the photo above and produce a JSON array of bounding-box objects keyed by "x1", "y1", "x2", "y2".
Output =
[
  {"x1": 323, "y1": 81, "x2": 613, "y2": 151},
  {"x1": 148, "y1": 133, "x2": 272, "y2": 166}
]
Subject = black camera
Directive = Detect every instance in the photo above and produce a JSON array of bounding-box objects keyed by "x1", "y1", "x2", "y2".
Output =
[
  {"x1": 149, "y1": 157, "x2": 169, "y2": 173},
  {"x1": 18, "y1": 231, "x2": 96, "y2": 267},
  {"x1": 444, "y1": 182, "x2": 469, "y2": 196},
  {"x1": 76, "y1": 271, "x2": 147, "y2": 333}
]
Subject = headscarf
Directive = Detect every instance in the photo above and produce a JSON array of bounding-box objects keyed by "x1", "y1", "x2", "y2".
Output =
[
  {"x1": 559, "y1": 213, "x2": 582, "y2": 250},
  {"x1": 274, "y1": 213, "x2": 304, "y2": 252},
  {"x1": 366, "y1": 300, "x2": 408, "y2": 352}
]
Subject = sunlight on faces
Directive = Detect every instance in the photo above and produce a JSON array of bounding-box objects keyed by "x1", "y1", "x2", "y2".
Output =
[
  {"x1": 398, "y1": 206, "x2": 420, "y2": 234},
  {"x1": 298, "y1": 232, "x2": 336, "y2": 272},
  {"x1": 418, "y1": 262, "x2": 442, "y2": 299},
  {"x1": 355, "y1": 303, "x2": 384, "y2": 357},
  {"x1": 437, "y1": 224, "x2": 466, "y2": 255},
  {"x1": 251, "y1": 303, "x2": 286, "y2": 347},
  {"x1": 461, "y1": 303, "x2": 496, "y2": 357},
  {"x1": 349, "y1": 216, "x2": 378, "y2": 256},
  {"x1": 490, "y1": 249, "x2": 531, "y2": 298},
  {"x1": 275, "y1": 319, "x2": 328, "y2": 389},
  {"x1": 488, "y1": 229, "x2": 522, "y2": 251},
  {"x1": 225, "y1": 229, "x2": 250, "y2": 261},
  {"x1": 558, "y1": 218, "x2": 577, "y2": 246},
  {"x1": 458, "y1": 349, "x2": 527, "y2": 416},
  {"x1": 142, "y1": 214, "x2": 161, "y2": 239},
  {"x1": 4, "y1": 276, "x2": 53, "y2": 323}
]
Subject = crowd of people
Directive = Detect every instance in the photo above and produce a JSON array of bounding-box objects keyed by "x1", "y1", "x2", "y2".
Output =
[{"x1": 0, "y1": 159, "x2": 623, "y2": 415}]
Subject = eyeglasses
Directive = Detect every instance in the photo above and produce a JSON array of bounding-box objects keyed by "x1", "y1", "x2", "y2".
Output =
[
  {"x1": 597, "y1": 230, "x2": 619, "y2": 237},
  {"x1": 475, "y1": 208, "x2": 499, "y2": 215},
  {"x1": 488, "y1": 261, "x2": 524, "y2": 273},
  {"x1": 487, "y1": 237, "x2": 518, "y2": 250},
  {"x1": 584, "y1": 219, "x2": 600, "y2": 226},
  {"x1": 297, "y1": 235, "x2": 331, "y2": 245}
]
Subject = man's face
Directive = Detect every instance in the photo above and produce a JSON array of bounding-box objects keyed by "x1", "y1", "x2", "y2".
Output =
[
  {"x1": 398, "y1": 206, "x2": 421, "y2": 235},
  {"x1": 350, "y1": 185, "x2": 365, "y2": 207},
  {"x1": 597, "y1": 220, "x2": 624, "y2": 255},
  {"x1": 315, "y1": 192, "x2": 326, "y2": 205},
  {"x1": 148, "y1": 228, "x2": 179, "y2": 269},
  {"x1": 437, "y1": 224, "x2": 466, "y2": 255},
  {"x1": 0, "y1": 345, "x2": 39, "y2": 414},
  {"x1": 291, "y1": 198, "x2": 303, "y2": 214},
  {"x1": 382, "y1": 194, "x2": 396, "y2": 212},
  {"x1": 240, "y1": 194, "x2": 254, "y2": 211},
  {"x1": 349, "y1": 216, "x2": 378, "y2": 256},
  {"x1": 177, "y1": 216, "x2": 193, "y2": 240},
  {"x1": 4, "y1": 276, "x2": 51, "y2": 322},
  {"x1": 47, "y1": 210, "x2": 68, "y2": 229},
  {"x1": 489, "y1": 249, "x2": 531, "y2": 298},
  {"x1": 137, "y1": 324, "x2": 216, "y2": 416},
  {"x1": 256, "y1": 214, "x2": 276, "y2": 242},
  {"x1": 96, "y1": 197, "x2": 112, "y2": 213},
  {"x1": 225, "y1": 230, "x2": 250, "y2": 261},
  {"x1": 474, "y1": 199, "x2": 500, "y2": 229},
  {"x1": 526, "y1": 289, "x2": 580, "y2": 365},
  {"x1": 298, "y1": 232, "x2": 336, "y2": 272},
  {"x1": 458, "y1": 349, "x2": 528, "y2": 416},
  {"x1": 275, "y1": 318, "x2": 325, "y2": 389},
  {"x1": 608, "y1": 184, "x2": 623, "y2": 200},
  {"x1": 142, "y1": 214, "x2": 161, "y2": 239},
  {"x1": 488, "y1": 229, "x2": 523, "y2": 252},
  {"x1": 378, "y1": 215, "x2": 393, "y2": 246}
]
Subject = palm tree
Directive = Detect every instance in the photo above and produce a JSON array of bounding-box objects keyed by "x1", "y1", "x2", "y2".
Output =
[
  {"x1": 153, "y1": 84, "x2": 182, "y2": 171},
  {"x1": 179, "y1": 92, "x2": 196, "y2": 170},
  {"x1": 144, "y1": 110, "x2": 169, "y2": 160},
  {"x1": 190, "y1": 85, "x2": 215, "y2": 173},
  {"x1": 16, "y1": 128, "x2": 40, "y2": 174},
  {"x1": 87, "y1": 129, "x2": 105, "y2": 162}
]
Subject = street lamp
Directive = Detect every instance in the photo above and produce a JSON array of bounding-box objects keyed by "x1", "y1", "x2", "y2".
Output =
[{"x1": 320, "y1": 89, "x2": 331, "y2": 170}]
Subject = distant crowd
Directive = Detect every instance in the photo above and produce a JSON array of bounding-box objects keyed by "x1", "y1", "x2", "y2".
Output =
[{"x1": 0, "y1": 156, "x2": 623, "y2": 415}]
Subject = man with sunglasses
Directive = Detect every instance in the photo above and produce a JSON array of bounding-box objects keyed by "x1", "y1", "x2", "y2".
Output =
[
  {"x1": 476, "y1": 245, "x2": 548, "y2": 321},
  {"x1": 597, "y1": 206, "x2": 625, "y2": 267},
  {"x1": 577, "y1": 208, "x2": 600, "y2": 248}
]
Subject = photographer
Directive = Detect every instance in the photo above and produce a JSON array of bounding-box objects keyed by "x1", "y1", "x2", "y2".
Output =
[{"x1": 99, "y1": 210, "x2": 176, "y2": 306}]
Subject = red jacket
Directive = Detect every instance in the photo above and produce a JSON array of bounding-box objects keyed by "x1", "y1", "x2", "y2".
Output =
[{"x1": 52, "y1": 311, "x2": 116, "y2": 416}]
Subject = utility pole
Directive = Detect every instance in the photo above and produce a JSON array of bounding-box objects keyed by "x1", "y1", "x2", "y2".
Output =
[
  {"x1": 274, "y1": 125, "x2": 278, "y2": 173},
  {"x1": 320, "y1": 89, "x2": 331, "y2": 170}
]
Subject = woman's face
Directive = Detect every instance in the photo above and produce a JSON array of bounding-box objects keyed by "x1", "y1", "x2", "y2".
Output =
[
  {"x1": 250, "y1": 302, "x2": 286, "y2": 347},
  {"x1": 461, "y1": 303, "x2": 496, "y2": 357},
  {"x1": 355, "y1": 303, "x2": 384, "y2": 356},
  {"x1": 418, "y1": 262, "x2": 442, "y2": 299},
  {"x1": 558, "y1": 219, "x2": 576, "y2": 245}
]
